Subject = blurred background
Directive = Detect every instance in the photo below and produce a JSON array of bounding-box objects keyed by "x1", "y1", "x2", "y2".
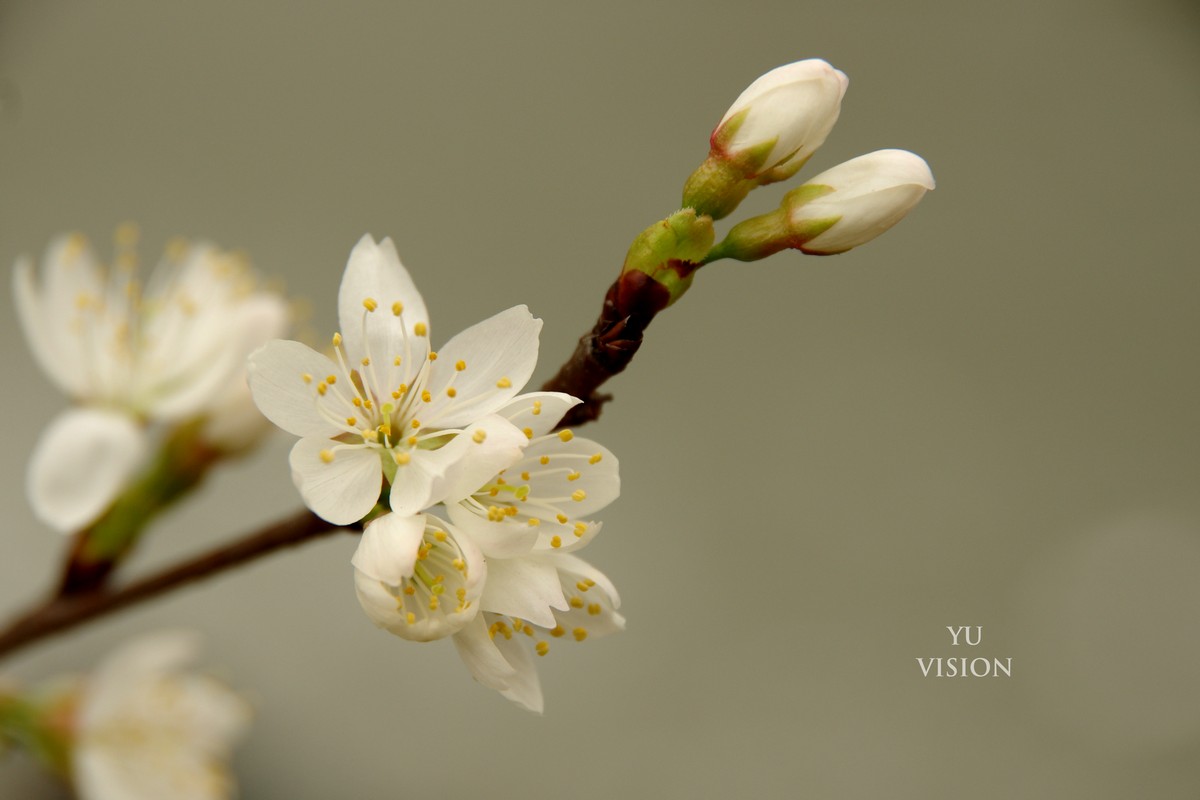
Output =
[{"x1": 1, "y1": 1, "x2": 1198, "y2": 797}]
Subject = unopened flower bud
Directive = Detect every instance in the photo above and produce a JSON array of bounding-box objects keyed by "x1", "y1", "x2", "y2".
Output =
[
  {"x1": 787, "y1": 149, "x2": 934, "y2": 255},
  {"x1": 683, "y1": 59, "x2": 848, "y2": 219}
]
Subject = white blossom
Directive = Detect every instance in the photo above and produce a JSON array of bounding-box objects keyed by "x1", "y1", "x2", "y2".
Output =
[
  {"x1": 248, "y1": 234, "x2": 536, "y2": 525},
  {"x1": 72, "y1": 631, "x2": 250, "y2": 800},
  {"x1": 15, "y1": 230, "x2": 288, "y2": 531}
]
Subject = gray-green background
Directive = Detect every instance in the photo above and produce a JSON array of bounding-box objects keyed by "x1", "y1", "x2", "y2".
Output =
[{"x1": 2, "y1": 1, "x2": 1198, "y2": 797}]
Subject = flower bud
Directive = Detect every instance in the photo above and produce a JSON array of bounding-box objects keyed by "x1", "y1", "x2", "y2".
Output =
[
  {"x1": 616, "y1": 209, "x2": 715, "y2": 313},
  {"x1": 683, "y1": 59, "x2": 848, "y2": 219},
  {"x1": 786, "y1": 149, "x2": 934, "y2": 255}
]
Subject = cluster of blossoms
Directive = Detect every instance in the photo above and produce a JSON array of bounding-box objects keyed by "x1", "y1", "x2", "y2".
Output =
[
  {"x1": 15, "y1": 226, "x2": 289, "y2": 533},
  {"x1": 248, "y1": 235, "x2": 623, "y2": 712}
]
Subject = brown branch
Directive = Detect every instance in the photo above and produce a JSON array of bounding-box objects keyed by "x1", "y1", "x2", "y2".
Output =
[
  {"x1": 540, "y1": 273, "x2": 667, "y2": 427},
  {"x1": 0, "y1": 509, "x2": 349, "y2": 662}
]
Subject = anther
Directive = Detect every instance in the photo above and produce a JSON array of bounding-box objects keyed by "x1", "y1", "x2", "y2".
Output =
[
  {"x1": 393, "y1": 356, "x2": 402, "y2": 366},
  {"x1": 332, "y1": 332, "x2": 342, "y2": 347},
  {"x1": 536, "y1": 641, "x2": 550, "y2": 657},
  {"x1": 434, "y1": 531, "x2": 447, "y2": 542},
  {"x1": 411, "y1": 419, "x2": 421, "y2": 429},
  {"x1": 317, "y1": 383, "x2": 328, "y2": 396},
  {"x1": 556, "y1": 514, "x2": 569, "y2": 524},
  {"x1": 363, "y1": 297, "x2": 378, "y2": 312},
  {"x1": 550, "y1": 626, "x2": 566, "y2": 638},
  {"x1": 414, "y1": 322, "x2": 427, "y2": 336},
  {"x1": 527, "y1": 518, "x2": 540, "y2": 527},
  {"x1": 455, "y1": 360, "x2": 466, "y2": 372},
  {"x1": 394, "y1": 451, "x2": 411, "y2": 465},
  {"x1": 573, "y1": 628, "x2": 588, "y2": 642},
  {"x1": 391, "y1": 301, "x2": 403, "y2": 316},
  {"x1": 587, "y1": 603, "x2": 601, "y2": 616},
  {"x1": 496, "y1": 377, "x2": 512, "y2": 389},
  {"x1": 576, "y1": 581, "x2": 590, "y2": 593},
  {"x1": 421, "y1": 390, "x2": 432, "y2": 403},
  {"x1": 589, "y1": 453, "x2": 603, "y2": 464},
  {"x1": 574, "y1": 522, "x2": 588, "y2": 537},
  {"x1": 567, "y1": 471, "x2": 581, "y2": 481},
  {"x1": 523, "y1": 428, "x2": 534, "y2": 439},
  {"x1": 569, "y1": 597, "x2": 584, "y2": 609},
  {"x1": 550, "y1": 535, "x2": 562, "y2": 548},
  {"x1": 302, "y1": 373, "x2": 313, "y2": 384},
  {"x1": 346, "y1": 417, "x2": 357, "y2": 426},
  {"x1": 571, "y1": 490, "x2": 587, "y2": 502},
  {"x1": 540, "y1": 456, "x2": 550, "y2": 465},
  {"x1": 326, "y1": 374, "x2": 337, "y2": 384},
  {"x1": 361, "y1": 358, "x2": 370, "y2": 366},
  {"x1": 532, "y1": 401, "x2": 542, "y2": 415},
  {"x1": 472, "y1": 429, "x2": 487, "y2": 444},
  {"x1": 429, "y1": 352, "x2": 438, "y2": 361},
  {"x1": 521, "y1": 472, "x2": 531, "y2": 481},
  {"x1": 558, "y1": 430, "x2": 574, "y2": 442},
  {"x1": 446, "y1": 387, "x2": 457, "y2": 398},
  {"x1": 319, "y1": 450, "x2": 335, "y2": 463},
  {"x1": 406, "y1": 612, "x2": 416, "y2": 624}
]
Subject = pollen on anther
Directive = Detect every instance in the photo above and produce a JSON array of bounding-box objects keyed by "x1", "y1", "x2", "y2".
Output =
[
  {"x1": 302, "y1": 373, "x2": 313, "y2": 384},
  {"x1": 496, "y1": 377, "x2": 512, "y2": 389},
  {"x1": 572, "y1": 628, "x2": 588, "y2": 642},
  {"x1": 523, "y1": 428, "x2": 534, "y2": 439},
  {"x1": 558, "y1": 430, "x2": 574, "y2": 442},
  {"x1": 550, "y1": 626, "x2": 565, "y2": 638},
  {"x1": 571, "y1": 490, "x2": 587, "y2": 502},
  {"x1": 326, "y1": 374, "x2": 337, "y2": 384},
  {"x1": 589, "y1": 453, "x2": 603, "y2": 464},
  {"x1": 556, "y1": 514, "x2": 569, "y2": 524},
  {"x1": 406, "y1": 612, "x2": 416, "y2": 625},
  {"x1": 393, "y1": 356, "x2": 402, "y2": 366},
  {"x1": 428, "y1": 352, "x2": 438, "y2": 361},
  {"x1": 411, "y1": 419, "x2": 421, "y2": 429},
  {"x1": 319, "y1": 449, "x2": 335, "y2": 463},
  {"x1": 352, "y1": 397, "x2": 363, "y2": 408},
  {"x1": 576, "y1": 581, "x2": 590, "y2": 593},
  {"x1": 540, "y1": 456, "x2": 550, "y2": 465},
  {"x1": 528, "y1": 518, "x2": 540, "y2": 527},
  {"x1": 455, "y1": 360, "x2": 466, "y2": 372},
  {"x1": 403, "y1": 586, "x2": 415, "y2": 595},
  {"x1": 394, "y1": 451, "x2": 411, "y2": 465},
  {"x1": 521, "y1": 471, "x2": 531, "y2": 481},
  {"x1": 569, "y1": 597, "x2": 584, "y2": 609},
  {"x1": 363, "y1": 297, "x2": 378, "y2": 312},
  {"x1": 391, "y1": 301, "x2": 403, "y2": 316},
  {"x1": 452, "y1": 558, "x2": 465, "y2": 571},
  {"x1": 550, "y1": 535, "x2": 562, "y2": 548},
  {"x1": 316, "y1": 383, "x2": 328, "y2": 396},
  {"x1": 446, "y1": 387, "x2": 457, "y2": 398},
  {"x1": 361, "y1": 358, "x2": 370, "y2": 367},
  {"x1": 332, "y1": 332, "x2": 343, "y2": 347},
  {"x1": 414, "y1": 322, "x2": 427, "y2": 336},
  {"x1": 472, "y1": 429, "x2": 488, "y2": 444},
  {"x1": 346, "y1": 416, "x2": 357, "y2": 426},
  {"x1": 536, "y1": 641, "x2": 550, "y2": 657},
  {"x1": 574, "y1": 522, "x2": 588, "y2": 537},
  {"x1": 567, "y1": 471, "x2": 581, "y2": 481},
  {"x1": 434, "y1": 530, "x2": 447, "y2": 542},
  {"x1": 421, "y1": 390, "x2": 432, "y2": 403},
  {"x1": 532, "y1": 401, "x2": 542, "y2": 415},
  {"x1": 587, "y1": 603, "x2": 601, "y2": 616}
]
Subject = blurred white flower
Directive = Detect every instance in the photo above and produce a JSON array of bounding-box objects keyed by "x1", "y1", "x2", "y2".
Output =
[
  {"x1": 248, "y1": 234, "x2": 536, "y2": 525},
  {"x1": 15, "y1": 229, "x2": 288, "y2": 531},
  {"x1": 788, "y1": 149, "x2": 935, "y2": 254},
  {"x1": 73, "y1": 631, "x2": 250, "y2": 800}
]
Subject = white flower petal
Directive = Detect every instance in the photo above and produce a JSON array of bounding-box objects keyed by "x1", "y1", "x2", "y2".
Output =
[
  {"x1": 422, "y1": 306, "x2": 542, "y2": 428},
  {"x1": 27, "y1": 408, "x2": 147, "y2": 533},
  {"x1": 446, "y1": 501, "x2": 540, "y2": 559},
  {"x1": 480, "y1": 556, "x2": 566, "y2": 628},
  {"x1": 337, "y1": 235, "x2": 430, "y2": 368},
  {"x1": 432, "y1": 415, "x2": 528, "y2": 504},
  {"x1": 493, "y1": 625, "x2": 544, "y2": 714},
  {"x1": 81, "y1": 630, "x2": 203, "y2": 729},
  {"x1": 524, "y1": 436, "x2": 620, "y2": 518},
  {"x1": 386, "y1": 446, "x2": 449, "y2": 516},
  {"x1": 247, "y1": 340, "x2": 345, "y2": 438},
  {"x1": 14, "y1": 256, "x2": 87, "y2": 397},
  {"x1": 351, "y1": 512, "x2": 426, "y2": 584},
  {"x1": 289, "y1": 438, "x2": 381, "y2": 524},
  {"x1": 497, "y1": 392, "x2": 581, "y2": 439},
  {"x1": 451, "y1": 614, "x2": 518, "y2": 691},
  {"x1": 548, "y1": 553, "x2": 625, "y2": 638}
]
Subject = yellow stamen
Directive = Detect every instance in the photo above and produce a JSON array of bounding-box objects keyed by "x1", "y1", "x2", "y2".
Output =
[
  {"x1": 362, "y1": 297, "x2": 378, "y2": 312},
  {"x1": 319, "y1": 449, "x2": 335, "y2": 463}
]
